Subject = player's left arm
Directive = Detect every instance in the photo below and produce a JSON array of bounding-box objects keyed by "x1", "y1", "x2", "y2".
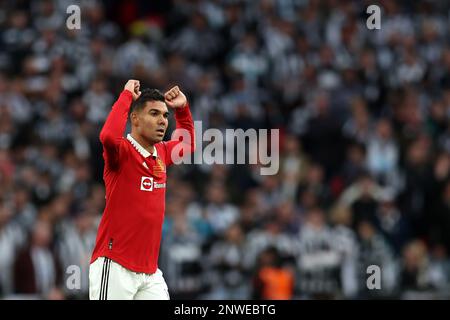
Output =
[{"x1": 163, "y1": 86, "x2": 195, "y2": 166}]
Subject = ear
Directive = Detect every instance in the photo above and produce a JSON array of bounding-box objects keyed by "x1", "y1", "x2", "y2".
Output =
[{"x1": 130, "y1": 111, "x2": 139, "y2": 127}]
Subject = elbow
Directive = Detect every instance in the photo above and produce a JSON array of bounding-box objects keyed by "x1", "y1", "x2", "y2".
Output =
[
  {"x1": 180, "y1": 141, "x2": 195, "y2": 155},
  {"x1": 99, "y1": 129, "x2": 115, "y2": 147},
  {"x1": 99, "y1": 129, "x2": 108, "y2": 144},
  {"x1": 190, "y1": 128, "x2": 196, "y2": 153},
  {"x1": 186, "y1": 133, "x2": 196, "y2": 154}
]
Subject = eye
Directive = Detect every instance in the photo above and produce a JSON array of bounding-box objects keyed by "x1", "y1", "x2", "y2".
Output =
[
  {"x1": 150, "y1": 111, "x2": 158, "y2": 116},
  {"x1": 163, "y1": 113, "x2": 169, "y2": 119}
]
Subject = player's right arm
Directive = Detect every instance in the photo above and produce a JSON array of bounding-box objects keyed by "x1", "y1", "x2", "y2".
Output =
[{"x1": 99, "y1": 80, "x2": 141, "y2": 169}]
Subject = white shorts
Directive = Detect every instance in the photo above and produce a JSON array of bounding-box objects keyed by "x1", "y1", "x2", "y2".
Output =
[{"x1": 89, "y1": 257, "x2": 170, "y2": 300}]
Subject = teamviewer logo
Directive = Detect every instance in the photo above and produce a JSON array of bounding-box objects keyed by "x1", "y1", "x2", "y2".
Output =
[{"x1": 140, "y1": 176, "x2": 154, "y2": 191}]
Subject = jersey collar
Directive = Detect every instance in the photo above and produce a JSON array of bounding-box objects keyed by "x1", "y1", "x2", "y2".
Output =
[{"x1": 127, "y1": 134, "x2": 157, "y2": 159}]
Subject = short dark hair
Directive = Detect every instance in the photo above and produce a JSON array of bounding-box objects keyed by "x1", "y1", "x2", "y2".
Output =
[{"x1": 130, "y1": 88, "x2": 165, "y2": 113}]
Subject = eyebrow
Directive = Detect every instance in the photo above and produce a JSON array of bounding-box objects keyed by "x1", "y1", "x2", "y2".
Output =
[{"x1": 149, "y1": 108, "x2": 170, "y2": 115}]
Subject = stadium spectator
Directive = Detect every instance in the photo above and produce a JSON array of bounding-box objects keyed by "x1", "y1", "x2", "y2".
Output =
[{"x1": 13, "y1": 219, "x2": 63, "y2": 299}]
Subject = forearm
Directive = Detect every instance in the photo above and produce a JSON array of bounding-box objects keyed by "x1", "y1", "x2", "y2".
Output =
[
  {"x1": 100, "y1": 90, "x2": 133, "y2": 148},
  {"x1": 173, "y1": 103, "x2": 195, "y2": 152}
]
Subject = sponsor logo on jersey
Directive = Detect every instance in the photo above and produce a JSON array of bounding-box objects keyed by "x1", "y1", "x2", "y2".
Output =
[
  {"x1": 141, "y1": 176, "x2": 153, "y2": 191},
  {"x1": 140, "y1": 176, "x2": 166, "y2": 191}
]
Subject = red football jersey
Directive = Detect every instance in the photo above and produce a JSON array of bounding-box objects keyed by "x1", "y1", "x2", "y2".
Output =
[{"x1": 90, "y1": 90, "x2": 195, "y2": 274}]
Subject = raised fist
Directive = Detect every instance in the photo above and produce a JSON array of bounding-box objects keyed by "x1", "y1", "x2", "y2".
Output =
[
  {"x1": 124, "y1": 80, "x2": 141, "y2": 101},
  {"x1": 164, "y1": 86, "x2": 187, "y2": 109}
]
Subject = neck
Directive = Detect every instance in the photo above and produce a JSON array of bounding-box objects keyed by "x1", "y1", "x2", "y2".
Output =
[{"x1": 130, "y1": 133, "x2": 155, "y2": 154}]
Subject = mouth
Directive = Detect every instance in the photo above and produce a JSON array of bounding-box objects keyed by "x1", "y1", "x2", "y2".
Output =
[{"x1": 156, "y1": 128, "x2": 165, "y2": 135}]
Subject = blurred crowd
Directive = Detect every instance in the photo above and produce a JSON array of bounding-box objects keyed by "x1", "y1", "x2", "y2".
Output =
[{"x1": 1, "y1": 0, "x2": 450, "y2": 300}]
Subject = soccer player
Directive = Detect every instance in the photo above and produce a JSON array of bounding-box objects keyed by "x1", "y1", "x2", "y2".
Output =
[{"x1": 89, "y1": 80, "x2": 195, "y2": 300}]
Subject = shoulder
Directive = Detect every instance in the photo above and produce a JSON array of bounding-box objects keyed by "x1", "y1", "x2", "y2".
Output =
[
  {"x1": 155, "y1": 141, "x2": 168, "y2": 155},
  {"x1": 120, "y1": 137, "x2": 132, "y2": 150},
  {"x1": 115, "y1": 137, "x2": 134, "y2": 155},
  {"x1": 154, "y1": 142, "x2": 171, "y2": 166},
  {"x1": 103, "y1": 137, "x2": 131, "y2": 170},
  {"x1": 119, "y1": 137, "x2": 133, "y2": 161}
]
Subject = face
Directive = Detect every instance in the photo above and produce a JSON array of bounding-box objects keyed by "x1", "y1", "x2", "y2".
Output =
[{"x1": 131, "y1": 100, "x2": 169, "y2": 145}]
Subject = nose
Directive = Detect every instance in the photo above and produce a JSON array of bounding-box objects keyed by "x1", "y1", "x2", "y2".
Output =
[{"x1": 158, "y1": 115, "x2": 166, "y2": 126}]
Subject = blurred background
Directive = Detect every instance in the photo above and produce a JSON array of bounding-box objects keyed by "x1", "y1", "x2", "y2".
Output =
[{"x1": 1, "y1": 0, "x2": 450, "y2": 300}]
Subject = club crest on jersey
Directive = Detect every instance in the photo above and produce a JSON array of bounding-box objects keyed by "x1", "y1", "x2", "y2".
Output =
[{"x1": 153, "y1": 158, "x2": 166, "y2": 177}]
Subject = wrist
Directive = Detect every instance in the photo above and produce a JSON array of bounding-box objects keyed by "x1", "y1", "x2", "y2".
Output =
[
  {"x1": 122, "y1": 89, "x2": 133, "y2": 97},
  {"x1": 176, "y1": 102, "x2": 188, "y2": 110}
]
